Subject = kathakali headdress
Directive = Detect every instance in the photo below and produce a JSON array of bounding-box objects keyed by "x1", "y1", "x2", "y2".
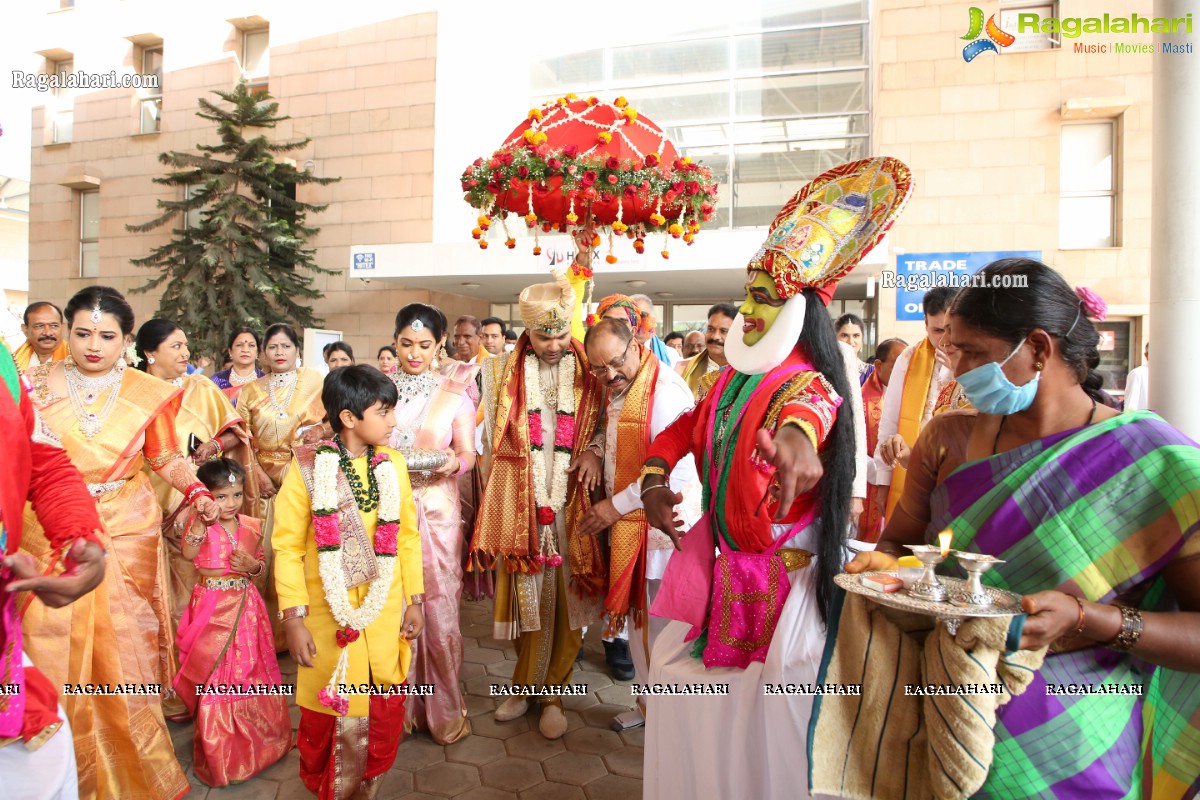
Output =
[
  {"x1": 519, "y1": 268, "x2": 576, "y2": 335},
  {"x1": 747, "y1": 156, "x2": 913, "y2": 305}
]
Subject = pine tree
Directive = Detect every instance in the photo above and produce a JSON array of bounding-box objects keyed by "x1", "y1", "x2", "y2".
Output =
[{"x1": 128, "y1": 80, "x2": 339, "y2": 360}]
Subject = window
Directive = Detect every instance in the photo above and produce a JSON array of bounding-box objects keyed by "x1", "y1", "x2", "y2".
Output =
[
  {"x1": 51, "y1": 58, "x2": 73, "y2": 143},
  {"x1": 184, "y1": 184, "x2": 204, "y2": 229},
  {"x1": 80, "y1": 190, "x2": 99, "y2": 278},
  {"x1": 243, "y1": 29, "x2": 269, "y2": 91},
  {"x1": 1000, "y1": 2, "x2": 1059, "y2": 52},
  {"x1": 530, "y1": 8, "x2": 871, "y2": 231},
  {"x1": 1060, "y1": 121, "x2": 1117, "y2": 249},
  {"x1": 139, "y1": 46, "x2": 163, "y2": 133}
]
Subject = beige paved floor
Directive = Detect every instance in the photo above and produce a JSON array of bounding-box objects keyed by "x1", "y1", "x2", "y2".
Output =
[{"x1": 170, "y1": 598, "x2": 643, "y2": 799}]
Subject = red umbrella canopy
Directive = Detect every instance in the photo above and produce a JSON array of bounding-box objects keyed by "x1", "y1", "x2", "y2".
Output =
[{"x1": 462, "y1": 95, "x2": 719, "y2": 259}]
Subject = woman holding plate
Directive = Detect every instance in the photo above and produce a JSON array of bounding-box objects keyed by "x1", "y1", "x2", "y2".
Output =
[
  {"x1": 389, "y1": 303, "x2": 479, "y2": 743},
  {"x1": 845, "y1": 259, "x2": 1200, "y2": 798}
]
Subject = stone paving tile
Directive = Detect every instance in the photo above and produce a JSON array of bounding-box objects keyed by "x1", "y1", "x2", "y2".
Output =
[
  {"x1": 504, "y1": 730, "x2": 567, "y2": 762},
  {"x1": 519, "y1": 782, "x2": 587, "y2": 800},
  {"x1": 477, "y1": 756, "x2": 545, "y2": 792},
  {"x1": 413, "y1": 761, "x2": 481, "y2": 796},
  {"x1": 169, "y1": 597, "x2": 641, "y2": 799},
  {"x1": 562, "y1": 726, "x2": 623, "y2": 756},
  {"x1": 583, "y1": 773, "x2": 644, "y2": 800},
  {"x1": 603, "y1": 745, "x2": 645, "y2": 779},
  {"x1": 444, "y1": 734, "x2": 506, "y2": 766},
  {"x1": 542, "y1": 751, "x2": 607, "y2": 786}
]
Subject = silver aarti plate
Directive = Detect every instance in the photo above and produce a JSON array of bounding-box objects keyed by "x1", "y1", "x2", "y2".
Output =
[{"x1": 835, "y1": 571, "x2": 1022, "y2": 619}]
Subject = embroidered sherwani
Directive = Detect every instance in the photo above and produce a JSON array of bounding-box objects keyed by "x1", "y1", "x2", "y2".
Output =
[{"x1": 477, "y1": 348, "x2": 603, "y2": 701}]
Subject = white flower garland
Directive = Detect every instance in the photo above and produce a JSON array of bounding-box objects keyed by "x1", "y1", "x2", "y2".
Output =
[
  {"x1": 311, "y1": 445, "x2": 403, "y2": 714},
  {"x1": 525, "y1": 350, "x2": 575, "y2": 513}
]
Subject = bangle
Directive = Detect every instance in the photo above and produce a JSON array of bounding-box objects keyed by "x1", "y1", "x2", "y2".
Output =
[
  {"x1": 640, "y1": 483, "x2": 673, "y2": 501},
  {"x1": 278, "y1": 605, "x2": 309, "y2": 622},
  {"x1": 184, "y1": 482, "x2": 214, "y2": 505},
  {"x1": 183, "y1": 530, "x2": 207, "y2": 547},
  {"x1": 639, "y1": 464, "x2": 667, "y2": 489},
  {"x1": 1108, "y1": 604, "x2": 1144, "y2": 652},
  {"x1": 211, "y1": 438, "x2": 224, "y2": 456},
  {"x1": 1051, "y1": 595, "x2": 1086, "y2": 652},
  {"x1": 780, "y1": 416, "x2": 819, "y2": 452},
  {"x1": 408, "y1": 594, "x2": 426, "y2": 606},
  {"x1": 248, "y1": 562, "x2": 264, "y2": 577}
]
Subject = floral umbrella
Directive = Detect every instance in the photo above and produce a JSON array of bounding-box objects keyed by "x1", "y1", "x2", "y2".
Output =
[{"x1": 462, "y1": 95, "x2": 720, "y2": 334}]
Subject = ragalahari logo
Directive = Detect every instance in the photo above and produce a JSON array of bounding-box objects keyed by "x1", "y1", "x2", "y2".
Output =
[{"x1": 962, "y1": 7, "x2": 1016, "y2": 61}]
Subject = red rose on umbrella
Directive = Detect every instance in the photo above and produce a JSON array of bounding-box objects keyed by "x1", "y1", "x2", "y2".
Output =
[
  {"x1": 581, "y1": 170, "x2": 598, "y2": 186},
  {"x1": 686, "y1": 181, "x2": 701, "y2": 195},
  {"x1": 606, "y1": 156, "x2": 620, "y2": 170},
  {"x1": 547, "y1": 157, "x2": 562, "y2": 171},
  {"x1": 517, "y1": 165, "x2": 530, "y2": 179},
  {"x1": 606, "y1": 174, "x2": 618, "y2": 185},
  {"x1": 563, "y1": 144, "x2": 579, "y2": 158},
  {"x1": 623, "y1": 185, "x2": 637, "y2": 199},
  {"x1": 645, "y1": 153, "x2": 660, "y2": 167}
]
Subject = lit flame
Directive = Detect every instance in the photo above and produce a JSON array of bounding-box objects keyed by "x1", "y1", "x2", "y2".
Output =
[{"x1": 939, "y1": 530, "x2": 953, "y2": 558}]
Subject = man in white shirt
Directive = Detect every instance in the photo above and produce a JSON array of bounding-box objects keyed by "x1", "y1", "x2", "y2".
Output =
[
  {"x1": 870, "y1": 287, "x2": 956, "y2": 526},
  {"x1": 577, "y1": 319, "x2": 700, "y2": 729},
  {"x1": 1124, "y1": 342, "x2": 1149, "y2": 410}
]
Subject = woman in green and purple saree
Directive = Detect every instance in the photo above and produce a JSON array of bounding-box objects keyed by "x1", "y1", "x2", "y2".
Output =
[{"x1": 846, "y1": 258, "x2": 1200, "y2": 799}]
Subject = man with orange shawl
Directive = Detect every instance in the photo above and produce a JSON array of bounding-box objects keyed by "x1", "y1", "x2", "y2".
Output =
[
  {"x1": 12, "y1": 302, "x2": 69, "y2": 373},
  {"x1": 577, "y1": 318, "x2": 700, "y2": 729},
  {"x1": 870, "y1": 286, "x2": 955, "y2": 527},
  {"x1": 471, "y1": 269, "x2": 606, "y2": 740}
]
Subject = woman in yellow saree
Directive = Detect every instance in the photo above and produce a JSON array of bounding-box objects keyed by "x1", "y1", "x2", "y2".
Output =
[
  {"x1": 136, "y1": 319, "x2": 251, "y2": 720},
  {"x1": 237, "y1": 323, "x2": 329, "y2": 642},
  {"x1": 20, "y1": 286, "x2": 220, "y2": 800}
]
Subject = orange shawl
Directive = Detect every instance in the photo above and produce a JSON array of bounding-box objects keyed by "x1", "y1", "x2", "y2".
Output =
[
  {"x1": 885, "y1": 337, "x2": 935, "y2": 519},
  {"x1": 604, "y1": 346, "x2": 657, "y2": 634},
  {"x1": 471, "y1": 334, "x2": 606, "y2": 596}
]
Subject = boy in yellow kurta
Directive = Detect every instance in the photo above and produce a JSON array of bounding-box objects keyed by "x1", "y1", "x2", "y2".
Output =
[{"x1": 273, "y1": 365, "x2": 425, "y2": 800}]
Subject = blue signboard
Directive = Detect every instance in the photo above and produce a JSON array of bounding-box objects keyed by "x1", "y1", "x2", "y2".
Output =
[
  {"x1": 890, "y1": 251, "x2": 1041, "y2": 321},
  {"x1": 353, "y1": 252, "x2": 376, "y2": 271}
]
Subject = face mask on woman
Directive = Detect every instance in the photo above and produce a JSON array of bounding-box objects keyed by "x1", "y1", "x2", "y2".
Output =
[{"x1": 956, "y1": 340, "x2": 1039, "y2": 415}]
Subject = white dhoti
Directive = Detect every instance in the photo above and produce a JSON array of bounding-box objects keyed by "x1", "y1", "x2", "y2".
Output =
[
  {"x1": 644, "y1": 523, "x2": 840, "y2": 800},
  {"x1": 0, "y1": 656, "x2": 79, "y2": 800}
]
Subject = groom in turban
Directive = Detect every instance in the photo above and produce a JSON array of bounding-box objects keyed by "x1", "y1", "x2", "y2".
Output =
[{"x1": 471, "y1": 269, "x2": 607, "y2": 740}]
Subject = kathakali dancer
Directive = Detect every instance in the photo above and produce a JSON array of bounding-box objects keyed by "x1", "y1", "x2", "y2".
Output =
[
  {"x1": 638, "y1": 157, "x2": 913, "y2": 799},
  {"x1": 471, "y1": 269, "x2": 607, "y2": 741}
]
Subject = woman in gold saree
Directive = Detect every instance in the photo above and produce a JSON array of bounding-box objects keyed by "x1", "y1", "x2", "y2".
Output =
[
  {"x1": 20, "y1": 286, "x2": 220, "y2": 800},
  {"x1": 136, "y1": 319, "x2": 251, "y2": 719},
  {"x1": 237, "y1": 322, "x2": 329, "y2": 642},
  {"x1": 389, "y1": 304, "x2": 479, "y2": 744}
]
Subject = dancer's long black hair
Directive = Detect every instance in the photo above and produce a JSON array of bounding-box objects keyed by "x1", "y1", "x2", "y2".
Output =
[{"x1": 797, "y1": 288, "x2": 855, "y2": 625}]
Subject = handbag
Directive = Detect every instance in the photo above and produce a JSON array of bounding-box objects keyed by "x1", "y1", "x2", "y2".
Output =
[
  {"x1": 701, "y1": 509, "x2": 816, "y2": 670},
  {"x1": 648, "y1": 513, "x2": 716, "y2": 628}
]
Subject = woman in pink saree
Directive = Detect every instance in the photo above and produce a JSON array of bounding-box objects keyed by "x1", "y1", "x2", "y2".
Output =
[{"x1": 389, "y1": 303, "x2": 479, "y2": 744}]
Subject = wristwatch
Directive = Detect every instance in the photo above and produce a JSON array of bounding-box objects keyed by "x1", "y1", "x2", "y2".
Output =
[{"x1": 408, "y1": 594, "x2": 426, "y2": 605}]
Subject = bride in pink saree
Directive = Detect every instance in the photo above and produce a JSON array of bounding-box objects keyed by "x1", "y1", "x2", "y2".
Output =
[{"x1": 389, "y1": 303, "x2": 479, "y2": 744}]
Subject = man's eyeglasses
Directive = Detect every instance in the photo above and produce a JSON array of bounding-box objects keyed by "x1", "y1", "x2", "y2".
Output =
[{"x1": 588, "y1": 340, "x2": 634, "y2": 377}]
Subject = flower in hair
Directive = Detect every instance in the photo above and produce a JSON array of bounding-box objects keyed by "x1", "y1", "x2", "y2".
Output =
[{"x1": 1074, "y1": 286, "x2": 1107, "y2": 321}]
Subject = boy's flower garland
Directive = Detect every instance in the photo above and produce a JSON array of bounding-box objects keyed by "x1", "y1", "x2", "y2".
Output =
[
  {"x1": 311, "y1": 441, "x2": 401, "y2": 715},
  {"x1": 462, "y1": 96, "x2": 718, "y2": 262},
  {"x1": 524, "y1": 351, "x2": 575, "y2": 569}
]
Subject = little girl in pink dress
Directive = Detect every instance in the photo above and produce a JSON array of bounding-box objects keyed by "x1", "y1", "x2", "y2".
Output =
[{"x1": 174, "y1": 458, "x2": 292, "y2": 786}]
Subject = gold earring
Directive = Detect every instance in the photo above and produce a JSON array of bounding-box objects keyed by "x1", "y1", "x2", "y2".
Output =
[{"x1": 1035, "y1": 361, "x2": 1043, "y2": 371}]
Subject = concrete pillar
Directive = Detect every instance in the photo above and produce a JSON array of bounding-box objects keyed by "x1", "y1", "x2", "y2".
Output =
[{"x1": 1149, "y1": 0, "x2": 1200, "y2": 439}]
